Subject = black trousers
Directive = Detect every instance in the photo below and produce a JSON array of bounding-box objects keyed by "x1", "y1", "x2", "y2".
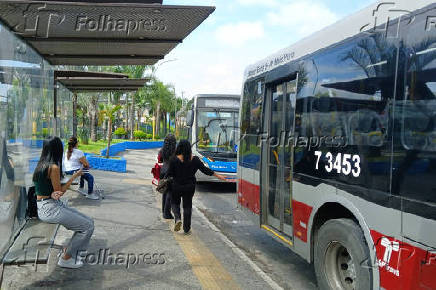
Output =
[
  {"x1": 171, "y1": 183, "x2": 195, "y2": 233},
  {"x1": 162, "y1": 191, "x2": 172, "y2": 218},
  {"x1": 160, "y1": 164, "x2": 172, "y2": 218}
]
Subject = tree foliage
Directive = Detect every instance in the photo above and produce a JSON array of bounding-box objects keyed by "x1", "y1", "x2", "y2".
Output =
[{"x1": 98, "y1": 103, "x2": 122, "y2": 158}]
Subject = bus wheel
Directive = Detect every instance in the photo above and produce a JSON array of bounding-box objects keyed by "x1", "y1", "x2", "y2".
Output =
[{"x1": 314, "y1": 218, "x2": 372, "y2": 290}]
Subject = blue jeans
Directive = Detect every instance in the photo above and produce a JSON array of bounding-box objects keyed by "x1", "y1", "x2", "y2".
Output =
[{"x1": 65, "y1": 170, "x2": 94, "y2": 194}]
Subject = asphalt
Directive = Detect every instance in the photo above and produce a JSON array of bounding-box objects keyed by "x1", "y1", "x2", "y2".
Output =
[
  {"x1": 1, "y1": 149, "x2": 276, "y2": 290},
  {"x1": 194, "y1": 183, "x2": 318, "y2": 290}
]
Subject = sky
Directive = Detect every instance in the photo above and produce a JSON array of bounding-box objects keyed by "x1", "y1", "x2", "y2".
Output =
[{"x1": 159, "y1": 0, "x2": 375, "y2": 99}]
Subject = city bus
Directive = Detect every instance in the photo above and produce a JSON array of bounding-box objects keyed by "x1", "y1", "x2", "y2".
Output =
[
  {"x1": 237, "y1": 1, "x2": 436, "y2": 289},
  {"x1": 185, "y1": 94, "x2": 240, "y2": 182}
]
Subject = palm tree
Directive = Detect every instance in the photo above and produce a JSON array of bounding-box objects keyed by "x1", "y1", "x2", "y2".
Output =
[
  {"x1": 89, "y1": 94, "x2": 99, "y2": 142},
  {"x1": 99, "y1": 103, "x2": 121, "y2": 158},
  {"x1": 110, "y1": 65, "x2": 182, "y2": 138},
  {"x1": 113, "y1": 65, "x2": 150, "y2": 139},
  {"x1": 144, "y1": 80, "x2": 175, "y2": 137}
]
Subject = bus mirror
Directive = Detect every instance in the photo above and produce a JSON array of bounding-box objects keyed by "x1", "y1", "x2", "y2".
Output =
[{"x1": 186, "y1": 110, "x2": 194, "y2": 127}]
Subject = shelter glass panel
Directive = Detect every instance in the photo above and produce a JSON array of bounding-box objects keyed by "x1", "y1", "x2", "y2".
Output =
[{"x1": 0, "y1": 22, "x2": 55, "y2": 257}]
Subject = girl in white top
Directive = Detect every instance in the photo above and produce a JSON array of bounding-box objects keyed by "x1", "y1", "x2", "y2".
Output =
[{"x1": 63, "y1": 137, "x2": 98, "y2": 200}]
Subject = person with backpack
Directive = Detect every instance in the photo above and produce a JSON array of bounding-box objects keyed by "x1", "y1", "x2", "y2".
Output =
[
  {"x1": 33, "y1": 137, "x2": 94, "y2": 268},
  {"x1": 165, "y1": 139, "x2": 228, "y2": 234}
]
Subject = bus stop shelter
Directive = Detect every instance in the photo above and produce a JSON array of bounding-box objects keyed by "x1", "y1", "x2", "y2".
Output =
[
  {"x1": 0, "y1": 0, "x2": 214, "y2": 264},
  {"x1": 0, "y1": 0, "x2": 214, "y2": 65}
]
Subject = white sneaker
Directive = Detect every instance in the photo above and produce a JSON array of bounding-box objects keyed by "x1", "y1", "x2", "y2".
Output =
[
  {"x1": 86, "y1": 192, "x2": 100, "y2": 200},
  {"x1": 57, "y1": 256, "x2": 83, "y2": 269},
  {"x1": 78, "y1": 188, "x2": 87, "y2": 196}
]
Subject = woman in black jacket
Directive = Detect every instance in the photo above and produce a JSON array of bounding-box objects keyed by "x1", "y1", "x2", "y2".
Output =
[
  {"x1": 166, "y1": 139, "x2": 227, "y2": 233},
  {"x1": 159, "y1": 134, "x2": 177, "y2": 219}
]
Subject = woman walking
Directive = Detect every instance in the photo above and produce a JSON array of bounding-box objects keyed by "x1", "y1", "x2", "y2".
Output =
[
  {"x1": 166, "y1": 139, "x2": 228, "y2": 233},
  {"x1": 159, "y1": 134, "x2": 177, "y2": 219},
  {"x1": 64, "y1": 136, "x2": 98, "y2": 200},
  {"x1": 33, "y1": 137, "x2": 94, "y2": 268}
]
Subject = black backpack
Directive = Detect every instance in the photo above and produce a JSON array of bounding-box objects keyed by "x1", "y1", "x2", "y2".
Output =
[{"x1": 26, "y1": 186, "x2": 38, "y2": 219}]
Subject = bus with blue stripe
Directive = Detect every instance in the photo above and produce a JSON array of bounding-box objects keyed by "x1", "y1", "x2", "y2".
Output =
[{"x1": 185, "y1": 94, "x2": 240, "y2": 182}]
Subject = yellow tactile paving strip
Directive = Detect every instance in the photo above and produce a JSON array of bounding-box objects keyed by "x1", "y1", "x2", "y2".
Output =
[
  {"x1": 155, "y1": 187, "x2": 240, "y2": 289},
  {"x1": 170, "y1": 229, "x2": 240, "y2": 290}
]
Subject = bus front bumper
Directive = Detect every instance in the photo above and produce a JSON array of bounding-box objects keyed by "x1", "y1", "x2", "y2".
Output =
[{"x1": 196, "y1": 171, "x2": 237, "y2": 182}]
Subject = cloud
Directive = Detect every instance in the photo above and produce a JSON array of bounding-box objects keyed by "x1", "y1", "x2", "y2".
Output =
[
  {"x1": 267, "y1": 1, "x2": 338, "y2": 37},
  {"x1": 155, "y1": 46, "x2": 257, "y2": 99},
  {"x1": 236, "y1": 0, "x2": 278, "y2": 6},
  {"x1": 215, "y1": 21, "x2": 265, "y2": 46}
]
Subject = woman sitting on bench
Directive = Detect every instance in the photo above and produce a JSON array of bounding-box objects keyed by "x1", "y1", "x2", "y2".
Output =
[
  {"x1": 33, "y1": 136, "x2": 94, "y2": 269},
  {"x1": 64, "y1": 136, "x2": 98, "y2": 200}
]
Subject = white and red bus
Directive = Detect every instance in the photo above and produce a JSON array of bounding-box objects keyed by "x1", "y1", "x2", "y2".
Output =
[{"x1": 237, "y1": 1, "x2": 436, "y2": 289}]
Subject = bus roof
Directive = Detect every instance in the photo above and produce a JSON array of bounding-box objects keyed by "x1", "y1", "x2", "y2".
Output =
[
  {"x1": 194, "y1": 94, "x2": 240, "y2": 99},
  {"x1": 243, "y1": 0, "x2": 434, "y2": 81}
]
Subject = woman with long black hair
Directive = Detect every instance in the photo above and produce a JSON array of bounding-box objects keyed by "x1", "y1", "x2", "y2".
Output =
[
  {"x1": 64, "y1": 136, "x2": 98, "y2": 200},
  {"x1": 166, "y1": 139, "x2": 228, "y2": 233},
  {"x1": 33, "y1": 137, "x2": 94, "y2": 268},
  {"x1": 158, "y1": 134, "x2": 177, "y2": 219}
]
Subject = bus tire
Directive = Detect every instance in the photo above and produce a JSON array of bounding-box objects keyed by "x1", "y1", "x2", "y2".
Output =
[{"x1": 314, "y1": 218, "x2": 372, "y2": 290}]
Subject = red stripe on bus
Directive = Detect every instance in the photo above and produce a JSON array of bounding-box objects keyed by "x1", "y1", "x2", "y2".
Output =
[
  {"x1": 238, "y1": 179, "x2": 260, "y2": 214},
  {"x1": 292, "y1": 200, "x2": 313, "y2": 243},
  {"x1": 370, "y1": 230, "x2": 436, "y2": 289}
]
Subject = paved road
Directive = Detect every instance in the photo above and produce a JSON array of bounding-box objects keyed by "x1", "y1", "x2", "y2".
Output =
[
  {"x1": 194, "y1": 182, "x2": 318, "y2": 290},
  {"x1": 1, "y1": 149, "x2": 317, "y2": 289}
]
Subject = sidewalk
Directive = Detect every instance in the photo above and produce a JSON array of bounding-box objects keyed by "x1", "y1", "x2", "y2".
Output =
[{"x1": 1, "y1": 149, "x2": 274, "y2": 290}]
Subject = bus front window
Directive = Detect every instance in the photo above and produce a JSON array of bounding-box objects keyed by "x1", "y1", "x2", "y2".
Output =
[{"x1": 196, "y1": 110, "x2": 238, "y2": 155}]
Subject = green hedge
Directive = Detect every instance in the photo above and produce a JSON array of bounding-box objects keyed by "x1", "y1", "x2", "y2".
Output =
[
  {"x1": 134, "y1": 130, "x2": 147, "y2": 140},
  {"x1": 113, "y1": 127, "x2": 127, "y2": 136}
]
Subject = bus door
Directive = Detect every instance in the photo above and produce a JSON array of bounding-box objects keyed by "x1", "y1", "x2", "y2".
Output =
[{"x1": 261, "y1": 76, "x2": 297, "y2": 236}]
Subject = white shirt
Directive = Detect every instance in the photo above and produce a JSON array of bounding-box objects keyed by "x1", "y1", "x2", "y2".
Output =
[{"x1": 63, "y1": 148, "x2": 85, "y2": 172}]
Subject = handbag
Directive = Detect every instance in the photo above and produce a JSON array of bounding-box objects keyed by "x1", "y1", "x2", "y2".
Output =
[
  {"x1": 151, "y1": 162, "x2": 162, "y2": 186},
  {"x1": 156, "y1": 177, "x2": 173, "y2": 194},
  {"x1": 26, "y1": 186, "x2": 38, "y2": 219}
]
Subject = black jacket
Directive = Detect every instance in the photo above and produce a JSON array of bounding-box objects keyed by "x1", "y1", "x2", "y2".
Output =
[{"x1": 166, "y1": 156, "x2": 214, "y2": 189}]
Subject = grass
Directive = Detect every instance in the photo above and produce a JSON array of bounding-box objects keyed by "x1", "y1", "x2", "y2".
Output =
[
  {"x1": 76, "y1": 138, "x2": 162, "y2": 154},
  {"x1": 77, "y1": 139, "x2": 125, "y2": 155}
]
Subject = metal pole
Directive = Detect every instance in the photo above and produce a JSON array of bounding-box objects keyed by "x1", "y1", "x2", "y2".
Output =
[
  {"x1": 152, "y1": 116, "x2": 155, "y2": 140},
  {"x1": 53, "y1": 79, "x2": 58, "y2": 136},
  {"x1": 72, "y1": 93, "x2": 78, "y2": 137}
]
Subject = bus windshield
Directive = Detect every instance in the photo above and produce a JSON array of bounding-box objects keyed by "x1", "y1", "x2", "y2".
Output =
[{"x1": 196, "y1": 109, "x2": 238, "y2": 155}]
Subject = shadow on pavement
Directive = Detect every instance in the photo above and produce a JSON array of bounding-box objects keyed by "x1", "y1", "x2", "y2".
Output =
[{"x1": 196, "y1": 182, "x2": 236, "y2": 194}]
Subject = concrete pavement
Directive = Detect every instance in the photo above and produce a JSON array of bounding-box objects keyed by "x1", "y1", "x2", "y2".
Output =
[{"x1": 1, "y1": 149, "x2": 275, "y2": 290}]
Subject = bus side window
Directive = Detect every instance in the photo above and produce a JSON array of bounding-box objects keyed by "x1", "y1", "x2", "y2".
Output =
[
  {"x1": 302, "y1": 36, "x2": 394, "y2": 193},
  {"x1": 240, "y1": 79, "x2": 264, "y2": 170},
  {"x1": 393, "y1": 53, "x2": 436, "y2": 205}
]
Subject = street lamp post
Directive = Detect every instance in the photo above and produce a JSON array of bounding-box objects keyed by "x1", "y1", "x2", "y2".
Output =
[
  {"x1": 149, "y1": 58, "x2": 178, "y2": 138},
  {"x1": 152, "y1": 116, "x2": 156, "y2": 140}
]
